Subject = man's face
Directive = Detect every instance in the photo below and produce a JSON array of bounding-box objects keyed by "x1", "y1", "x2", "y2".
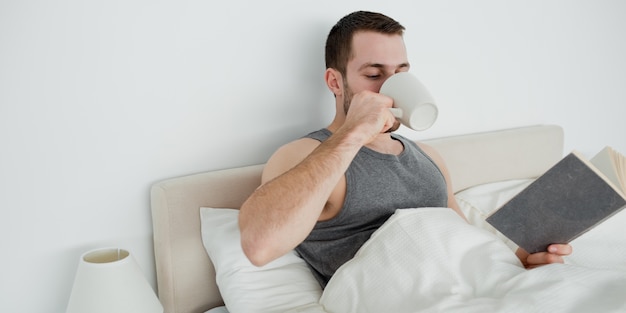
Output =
[{"x1": 341, "y1": 31, "x2": 410, "y2": 118}]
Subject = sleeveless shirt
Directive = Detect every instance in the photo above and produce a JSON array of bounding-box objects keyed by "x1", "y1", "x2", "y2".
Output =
[{"x1": 295, "y1": 128, "x2": 448, "y2": 288}]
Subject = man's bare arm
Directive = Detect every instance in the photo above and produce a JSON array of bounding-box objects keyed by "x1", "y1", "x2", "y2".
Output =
[
  {"x1": 240, "y1": 90, "x2": 397, "y2": 266},
  {"x1": 239, "y1": 129, "x2": 367, "y2": 266},
  {"x1": 239, "y1": 91, "x2": 397, "y2": 266}
]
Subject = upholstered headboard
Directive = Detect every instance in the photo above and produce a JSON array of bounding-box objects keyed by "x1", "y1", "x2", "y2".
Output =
[{"x1": 150, "y1": 125, "x2": 564, "y2": 313}]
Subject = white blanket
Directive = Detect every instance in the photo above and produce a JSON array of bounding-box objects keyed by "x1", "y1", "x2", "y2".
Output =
[{"x1": 320, "y1": 208, "x2": 626, "y2": 313}]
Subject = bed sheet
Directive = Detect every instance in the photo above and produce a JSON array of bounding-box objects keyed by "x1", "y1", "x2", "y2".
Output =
[
  {"x1": 202, "y1": 180, "x2": 626, "y2": 313},
  {"x1": 320, "y1": 208, "x2": 626, "y2": 313}
]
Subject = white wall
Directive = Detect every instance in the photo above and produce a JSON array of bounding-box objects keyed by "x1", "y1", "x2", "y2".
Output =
[{"x1": 1, "y1": 1, "x2": 624, "y2": 312}]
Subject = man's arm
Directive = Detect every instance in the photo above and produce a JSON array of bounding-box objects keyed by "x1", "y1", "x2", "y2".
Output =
[
  {"x1": 239, "y1": 131, "x2": 363, "y2": 266},
  {"x1": 239, "y1": 90, "x2": 398, "y2": 266}
]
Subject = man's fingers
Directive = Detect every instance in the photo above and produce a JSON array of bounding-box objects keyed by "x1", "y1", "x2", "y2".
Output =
[
  {"x1": 547, "y1": 244, "x2": 573, "y2": 256},
  {"x1": 526, "y1": 252, "x2": 564, "y2": 265}
]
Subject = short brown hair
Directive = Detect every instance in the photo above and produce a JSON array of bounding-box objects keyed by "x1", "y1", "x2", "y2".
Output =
[{"x1": 325, "y1": 11, "x2": 405, "y2": 76}]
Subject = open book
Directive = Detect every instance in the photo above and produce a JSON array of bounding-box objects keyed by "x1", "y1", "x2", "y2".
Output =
[{"x1": 486, "y1": 146, "x2": 626, "y2": 254}]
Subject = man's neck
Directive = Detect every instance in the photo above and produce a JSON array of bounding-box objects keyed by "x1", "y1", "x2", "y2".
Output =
[{"x1": 326, "y1": 124, "x2": 404, "y2": 156}]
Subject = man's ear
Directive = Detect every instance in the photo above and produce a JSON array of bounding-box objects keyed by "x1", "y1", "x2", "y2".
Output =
[{"x1": 325, "y1": 68, "x2": 343, "y2": 97}]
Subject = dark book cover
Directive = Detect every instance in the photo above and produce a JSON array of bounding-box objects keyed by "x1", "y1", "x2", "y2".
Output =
[{"x1": 486, "y1": 152, "x2": 626, "y2": 254}]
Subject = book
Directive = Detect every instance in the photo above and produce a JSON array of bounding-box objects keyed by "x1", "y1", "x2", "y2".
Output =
[{"x1": 486, "y1": 146, "x2": 626, "y2": 254}]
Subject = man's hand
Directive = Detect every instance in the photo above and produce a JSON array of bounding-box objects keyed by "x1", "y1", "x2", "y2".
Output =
[
  {"x1": 516, "y1": 244, "x2": 573, "y2": 269},
  {"x1": 340, "y1": 90, "x2": 397, "y2": 144}
]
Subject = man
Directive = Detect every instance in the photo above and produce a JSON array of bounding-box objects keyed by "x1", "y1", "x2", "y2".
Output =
[{"x1": 239, "y1": 10, "x2": 572, "y2": 287}]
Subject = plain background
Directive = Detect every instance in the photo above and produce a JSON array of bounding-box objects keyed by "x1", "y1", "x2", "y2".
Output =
[{"x1": 1, "y1": 1, "x2": 625, "y2": 312}]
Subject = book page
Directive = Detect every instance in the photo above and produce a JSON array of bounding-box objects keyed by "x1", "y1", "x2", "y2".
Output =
[
  {"x1": 613, "y1": 147, "x2": 626, "y2": 191},
  {"x1": 590, "y1": 146, "x2": 626, "y2": 193}
]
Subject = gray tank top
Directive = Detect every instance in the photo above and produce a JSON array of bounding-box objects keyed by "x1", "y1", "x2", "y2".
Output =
[{"x1": 295, "y1": 128, "x2": 448, "y2": 288}]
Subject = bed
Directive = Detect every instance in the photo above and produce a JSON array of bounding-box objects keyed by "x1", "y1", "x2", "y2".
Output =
[{"x1": 150, "y1": 124, "x2": 626, "y2": 313}]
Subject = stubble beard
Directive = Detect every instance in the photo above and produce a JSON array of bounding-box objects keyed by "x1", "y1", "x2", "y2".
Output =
[{"x1": 342, "y1": 80, "x2": 353, "y2": 116}]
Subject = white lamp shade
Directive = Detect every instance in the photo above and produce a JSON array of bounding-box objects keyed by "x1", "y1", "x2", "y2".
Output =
[{"x1": 66, "y1": 248, "x2": 163, "y2": 313}]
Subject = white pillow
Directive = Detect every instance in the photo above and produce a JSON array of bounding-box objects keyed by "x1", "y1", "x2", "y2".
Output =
[
  {"x1": 199, "y1": 208, "x2": 324, "y2": 313},
  {"x1": 454, "y1": 179, "x2": 533, "y2": 251}
]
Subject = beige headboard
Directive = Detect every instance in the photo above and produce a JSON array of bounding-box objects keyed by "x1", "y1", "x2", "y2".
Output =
[{"x1": 150, "y1": 124, "x2": 564, "y2": 313}]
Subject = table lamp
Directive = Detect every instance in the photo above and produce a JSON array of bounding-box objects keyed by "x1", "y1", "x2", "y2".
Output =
[{"x1": 66, "y1": 248, "x2": 163, "y2": 313}]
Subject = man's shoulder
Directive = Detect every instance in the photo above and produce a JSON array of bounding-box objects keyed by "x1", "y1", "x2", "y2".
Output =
[
  {"x1": 301, "y1": 128, "x2": 332, "y2": 142},
  {"x1": 274, "y1": 128, "x2": 330, "y2": 156},
  {"x1": 277, "y1": 136, "x2": 322, "y2": 155},
  {"x1": 261, "y1": 133, "x2": 323, "y2": 184}
]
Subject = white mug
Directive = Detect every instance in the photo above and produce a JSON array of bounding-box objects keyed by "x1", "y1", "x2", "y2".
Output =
[{"x1": 379, "y1": 72, "x2": 438, "y2": 131}]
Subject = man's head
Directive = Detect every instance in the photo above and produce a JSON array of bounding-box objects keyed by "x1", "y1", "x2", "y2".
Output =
[
  {"x1": 324, "y1": 11, "x2": 408, "y2": 133},
  {"x1": 325, "y1": 11, "x2": 405, "y2": 78}
]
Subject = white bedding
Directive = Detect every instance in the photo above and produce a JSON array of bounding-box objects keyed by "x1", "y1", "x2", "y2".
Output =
[
  {"x1": 201, "y1": 180, "x2": 626, "y2": 313},
  {"x1": 320, "y1": 208, "x2": 626, "y2": 313}
]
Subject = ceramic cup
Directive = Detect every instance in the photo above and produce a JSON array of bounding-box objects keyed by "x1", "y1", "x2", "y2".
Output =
[{"x1": 379, "y1": 72, "x2": 438, "y2": 131}]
